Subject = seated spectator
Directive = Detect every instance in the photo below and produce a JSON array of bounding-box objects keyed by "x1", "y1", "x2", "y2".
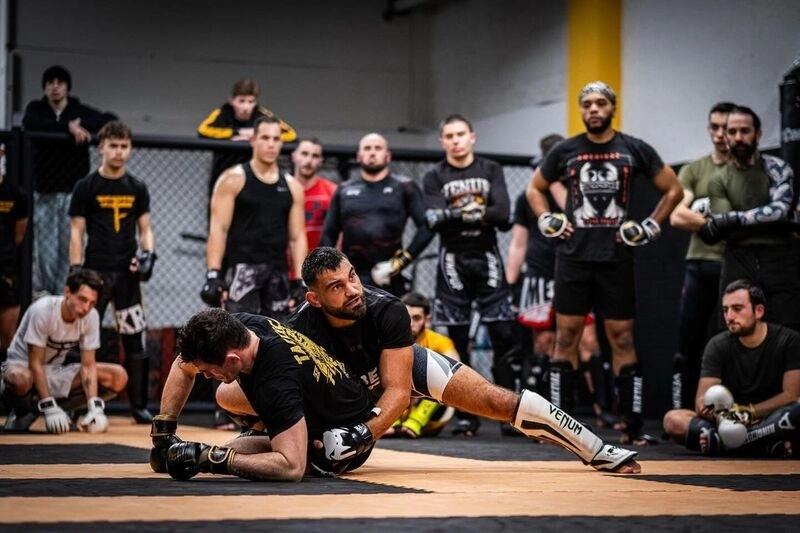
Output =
[
  {"x1": 1, "y1": 268, "x2": 128, "y2": 433},
  {"x1": 384, "y1": 292, "x2": 459, "y2": 438},
  {"x1": 662, "y1": 280, "x2": 800, "y2": 457}
]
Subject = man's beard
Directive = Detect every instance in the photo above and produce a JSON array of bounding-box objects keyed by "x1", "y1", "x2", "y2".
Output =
[
  {"x1": 730, "y1": 141, "x2": 758, "y2": 164},
  {"x1": 361, "y1": 162, "x2": 388, "y2": 175},
  {"x1": 323, "y1": 295, "x2": 368, "y2": 320},
  {"x1": 729, "y1": 320, "x2": 756, "y2": 338},
  {"x1": 583, "y1": 114, "x2": 613, "y2": 134}
]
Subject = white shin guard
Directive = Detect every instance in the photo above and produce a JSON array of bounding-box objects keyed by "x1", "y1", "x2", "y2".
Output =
[
  {"x1": 512, "y1": 389, "x2": 603, "y2": 463},
  {"x1": 512, "y1": 390, "x2": 639, "y2": 471}
]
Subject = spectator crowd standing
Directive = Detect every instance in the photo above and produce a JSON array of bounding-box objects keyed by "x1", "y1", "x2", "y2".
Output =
[{"x1": 3, "y1": 64, "x2": 798, "y2": 461}]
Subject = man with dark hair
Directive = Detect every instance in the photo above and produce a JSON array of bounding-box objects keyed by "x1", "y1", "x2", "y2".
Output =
[
  {"x1": 422, "y1": 114, "x2": 517, "y2": 436},
  {"x1": 69, "y1": 120, "x2": 157, "y2": 424},
  {"x1": 201, "y1": 116, "x2": 307, "y2": 318},
  {"x1": 320, "y1": 133, "x2": 433, "y2": 297},
  {"x1": 22, "y1": 65, "x2": 117, "y2": 296},
  {"x1": 669, "y1": 101, "x2": 736, "y2": 410},
  {"x1": 284, "y1": 247, "x2": 641, "y2": 472},
  {"x1": 201, "y1": 116, "x2": 307, "y2": 428},
  {"x1": 286, "y1": 138, "x2": 337, "y2": 285},
  {"x1": 526, "y1": 81, "x2": 683, "y2": 446},
  {"x1": 1, "y1": 268, "x2": 127, "y2": 433},
  {"x1": 151, "y1": 307, "x2": 376, "y2": 481},
  {"x1": 700, "y1": 105, "x2": 800, "y2": 332},
  {"x1": 662, "y1": 280, "x2": 800, "y2": 456},
  {"x1": 198, "y1": 78, "x2": 297, "y2": 198}
]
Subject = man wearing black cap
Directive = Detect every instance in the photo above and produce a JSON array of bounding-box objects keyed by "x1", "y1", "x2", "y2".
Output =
[
  {"x1": 22, "y1": 65, "x2": 117, "y2": 297},
  {"x1": 526, "y1": 81, "x2": 683, "y2": 446}
]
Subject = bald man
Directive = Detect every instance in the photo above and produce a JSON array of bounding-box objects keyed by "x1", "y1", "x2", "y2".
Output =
[{"x1": 319, "y1": 133, "x2": 433, "y2": 296}]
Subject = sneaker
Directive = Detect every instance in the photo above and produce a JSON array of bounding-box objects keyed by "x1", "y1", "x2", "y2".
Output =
[
  {"x1": 131, "y1": 408, "x2": 154, "y2": 424},
  {"x1": 2, "y1": 409, "x2": 39, "y2": 432},
  {"x1": 451, "y1": 417, "x2": 480, "y2": 437}
]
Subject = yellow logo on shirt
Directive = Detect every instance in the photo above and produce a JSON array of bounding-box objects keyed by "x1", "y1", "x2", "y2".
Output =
[
  {"x1": 96, "y1": 195, "x2": 135, "y2": 232},
  {"x1": 266, "y1": 317, "x2": 350, "y2": 384}
]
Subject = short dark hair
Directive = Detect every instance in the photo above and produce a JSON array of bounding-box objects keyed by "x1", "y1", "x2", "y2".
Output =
[
  {"x1": 302, "y1": 246, "x2": 348, "y2": 287},
  {"x1": 295, "y1": 137, "x2": 323, "y2": 149},
  {"x1": 539, "y1": 134, "x2": 564, "y2": 157},
  {"x1": 400, "y1": 291, "x2": 431, "y2": 315},
  {"x1": 98, "y1": 120, "x2": 133, "y2": 143},
  {"x1": 231, "y1": 79, "x2": 260, "y2": 97},
  {"x1": 42, "y1": 65, "x2": 72, "y2": 91},
  {"x1": 65, "y1": 268, "x2": 104, "y2": 296},
  {"x1": 439, "y1": 114, "x2": 474, "y2": 135},
  {"x1": 176, "y1": 308, "x2": 250, "y2": 366},
  {"x1": 728, "y1": 105, "x2": 761, "y2": 131},
  {"x1": 709, "y1": 101, "x2": 736, "y2": 117},
  {"x1": 723, "y1": 279, "x2": 766, "y2": 308},
  {"x1": 253, "y1": 115, "x2": 282, "y2": 134}
]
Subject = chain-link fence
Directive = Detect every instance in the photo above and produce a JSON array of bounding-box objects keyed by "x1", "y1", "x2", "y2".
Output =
[{"x1": 4, "y1": 130, "x2": 533, "y2": 403}]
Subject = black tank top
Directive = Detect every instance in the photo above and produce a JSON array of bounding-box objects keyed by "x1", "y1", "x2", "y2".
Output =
[{"x1": 226, "y1": 162, "x2": 292, "y2": 264}]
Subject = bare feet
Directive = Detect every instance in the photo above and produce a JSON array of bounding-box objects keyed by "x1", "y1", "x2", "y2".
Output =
[{"x1": 614, "y1": 459, "x2": 642, "y2": 474}]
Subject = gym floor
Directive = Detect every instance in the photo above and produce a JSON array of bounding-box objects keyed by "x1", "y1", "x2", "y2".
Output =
[{"x1": 1, "y1": 412, "x2": 798, "y2": 532}]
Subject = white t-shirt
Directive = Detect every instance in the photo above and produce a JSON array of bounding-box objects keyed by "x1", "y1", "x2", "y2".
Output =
[{"x1": 6, "y1": 295, "x2": 101, "y2": 366}]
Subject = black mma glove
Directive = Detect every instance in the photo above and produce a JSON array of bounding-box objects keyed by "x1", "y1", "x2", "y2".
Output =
[
  {"x1": 425, "y1": 208, "x2": 459, "y2": 229},
  {"x1": 134, "y1": 250, "x2": 158, "y2": 282},
  {"x1": 289, "y1": 279, "x2": 306, "y2": 305},
  {"x1": 166, "y1": 441, "x2": 236, "y2": 480},
  {"x1": 200, "y1": 269, "x2": 227, "y2": 307},
  {"x1": 320, "y1": 423, "x2": 373, "y2": 462},
  {"x1": 150, "y1": 414, "x2": 182, "y2": 473},
  {"x1": 698, "y1": 212, "x2": 741, "y2": 245},
  {"x1": 537, "y1": 212, "x2": 569, "y2": 238},
  {"x1": 619, "y1": 217, "x2": 661, "y2": 247}
]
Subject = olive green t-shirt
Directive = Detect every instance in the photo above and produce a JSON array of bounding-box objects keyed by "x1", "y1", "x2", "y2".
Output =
[{"x1": 678, "y1": 155, "x2": 725, "y2": 261}]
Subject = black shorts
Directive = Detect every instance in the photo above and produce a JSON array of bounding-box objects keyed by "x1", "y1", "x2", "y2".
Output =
[
  {"x1": 432, "y1": 246, "x2": 515, "y2": 326},
  {"x1": 0, "y1": 266, "x2": 20, "y2": 306},
  {"x1": 94, "y1": 270, "x2": 147, "y2": 335},
  {"x1": 225, "y1": 262, "x2": 290, "y2": 320},
  {"x1": 553, "y1": 256, "x2": 635, "y2": 319}
]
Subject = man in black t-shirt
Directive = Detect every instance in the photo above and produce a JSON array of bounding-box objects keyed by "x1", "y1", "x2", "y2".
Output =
[
  {"x1": 69, "y1": 121, "x2": 157, "y2": 424},
  {"x1": 150, "y1": 308, "x2": 375, "y2": 481},
  {"x1": 282, "y1": 247, "x2": 641, "y2": 474},
  {"x1": 527, "y1": 81, "x2": 683, "y2": 446},
  {"x1": 662, "y1": 280, "x2": 800, "y2": 457},
  {"x1": 422, "y1": 114, "x2": 516, "y2": 436}
]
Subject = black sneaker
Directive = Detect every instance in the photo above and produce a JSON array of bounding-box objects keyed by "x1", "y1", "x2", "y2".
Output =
[
  {"x1": 2, "y1": 409, "x2": 39, "y2": 432},
  {"x1": 451, "y1": 417, "x2": 480, "y2": 437}
]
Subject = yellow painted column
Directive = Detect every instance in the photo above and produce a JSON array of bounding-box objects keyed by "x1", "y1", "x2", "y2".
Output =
[{"x1": 567, "y1": 0, "x2": 622, "y2": 135}]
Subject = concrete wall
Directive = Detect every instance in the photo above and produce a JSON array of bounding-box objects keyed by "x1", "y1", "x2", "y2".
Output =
[{"x1": 8, "y1": 0, "x2": 800, "y2": 160}]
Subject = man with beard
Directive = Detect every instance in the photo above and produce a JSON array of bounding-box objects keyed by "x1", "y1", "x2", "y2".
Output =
[
  {"x1": 526, "y1": 81, "x2": 683, "y2": 446},
  {"x1": 699, "y1": 105, "x2": 800, "y2": 332},
  {"x1": 285, "y1": 138, "x2": 337, "y2": 297},
  {"x1": 662, "y1": 280, "x2": 800, "y2": 457},
  {"x1": 668, "y1": 102, "x2": 736, "y2": 411},
  {"x1": 320, "y1": 133, "x2": 433, "y2": 296},
  {"x1": 217, "y1": 247, "x2": 640, "y2": 473}
]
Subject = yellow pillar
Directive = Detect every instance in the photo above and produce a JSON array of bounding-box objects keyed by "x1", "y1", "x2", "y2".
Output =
[{"x1": 567, "y1": 0, "x2": 622, "y2": 135}]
